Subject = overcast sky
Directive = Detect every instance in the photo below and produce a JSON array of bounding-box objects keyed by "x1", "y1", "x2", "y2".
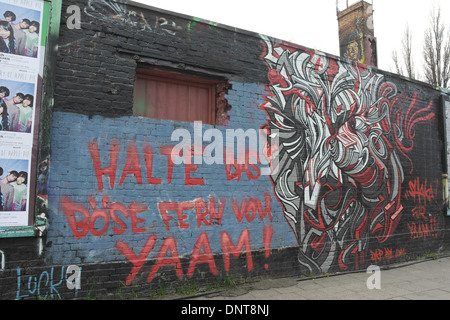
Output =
[{"x1": 133, "y1": 0, "x2": 450, "y2": 79}]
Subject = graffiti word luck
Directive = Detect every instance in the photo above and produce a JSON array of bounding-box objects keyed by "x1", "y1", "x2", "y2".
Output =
[{"x1": 16, "y1": 265, "x2": 81, "y2": 300}]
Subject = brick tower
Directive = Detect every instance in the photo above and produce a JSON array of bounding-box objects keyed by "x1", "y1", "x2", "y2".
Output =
[{"x1": 337, "y1": 0, "x2": 377, "y2": 67}]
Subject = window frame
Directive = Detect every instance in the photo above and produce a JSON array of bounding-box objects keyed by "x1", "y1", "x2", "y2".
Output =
[{"x1": 134, "y1": 68, "x2": 220, "y2": 125}]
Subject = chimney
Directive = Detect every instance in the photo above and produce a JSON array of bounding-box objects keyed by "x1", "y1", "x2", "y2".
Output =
[{"x1": 337, "y1": 0, "x2": 377, "y2": 67}]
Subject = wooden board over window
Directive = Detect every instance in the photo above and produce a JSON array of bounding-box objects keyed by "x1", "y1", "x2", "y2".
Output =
[{"x1": 134, "y1": 69, "x2": 219, "y2": 125}]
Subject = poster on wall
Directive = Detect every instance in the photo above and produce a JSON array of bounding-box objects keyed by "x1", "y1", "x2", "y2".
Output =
[{"x1": 0, "y1": 0, "x2": 44, "y2": 227}]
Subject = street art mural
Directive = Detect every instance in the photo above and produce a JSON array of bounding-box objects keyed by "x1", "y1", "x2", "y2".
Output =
[
  {"x1": 42, "y1": 73, "x2": 291, "y2": 294},
  {"x1": 41, "y1": 31, "x2": 442, "y2": 297},
  {"x1": 53, "y1": 122, "x2": 280, "y2": 286},
  {"x1": 0, "y1": 0, "x2": 446, "y2": 300},
  {"x1": 1, "y1": 0, "x2": 445, "y2": 300},
  {"x1": 260, "y1": 36, "x2": 436, "y2": 274}
]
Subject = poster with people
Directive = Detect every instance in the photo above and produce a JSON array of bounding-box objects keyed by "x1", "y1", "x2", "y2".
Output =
[
  {"x1": 0, "y1": 158, "x2": 29, "y2": 226},
  {"x1": 0, "y1": 0, "x2": 44, "y2": 227},
  {"x1": 0, "y1": 0, "x2": 43, "y2": 72}
]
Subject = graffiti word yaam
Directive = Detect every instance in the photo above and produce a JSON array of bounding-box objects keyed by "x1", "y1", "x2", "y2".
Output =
[
  {"x1": 16, "y1": 265, "x2": 81, "y2": 300},
  {"x1": 61, "y1": 194, "x2": 272, "y2": 238},
  {"x1": 116, "y1": 225, "x2": 274, "y2": 285},
  {"x1": 408, "y1": 218, "x2": 438, "y2": 240}
]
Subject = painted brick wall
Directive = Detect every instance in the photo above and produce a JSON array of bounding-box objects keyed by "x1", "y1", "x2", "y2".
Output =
[{"x1": 0, "y1": 0, "x2": 449, "y2": 300}]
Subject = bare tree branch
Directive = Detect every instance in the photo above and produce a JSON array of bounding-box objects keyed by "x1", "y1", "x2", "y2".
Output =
[
  {"x1": 391, "y1": 25, "x2": 415, "y2": 80},
  {"x1": 442, "y1": 28, "x2": 450, "y2": 88},
  {"x1": 423, "y1": 27, "x2": 437, "y2": 85},
  {"x1": 422, "y1": 5, "x2": 450, "y2": 88},
  {"x1": 402, "y1": 24, "x2": 415, "y2": 79},
  {"x1": 392, "y1": 50, "x2": 404, "y2": 76}
]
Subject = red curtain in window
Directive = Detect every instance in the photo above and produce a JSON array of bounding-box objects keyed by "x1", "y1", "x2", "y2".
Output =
[{"x1": 134, "y1": 76, "x2": 214, "y2": 124}]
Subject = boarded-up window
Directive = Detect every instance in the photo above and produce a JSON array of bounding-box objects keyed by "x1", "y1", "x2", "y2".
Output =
[{"x1": 133, "y1": 69, "x2": 218, "y2": 124}]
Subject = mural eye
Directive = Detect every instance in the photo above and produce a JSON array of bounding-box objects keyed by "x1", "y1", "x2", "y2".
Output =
[
  {"x1": 348, "y1": 117, "x2": 356, "y2": 132},
  {"x1": 274, "y1": 113, "x2": 295, "y2": 130}
]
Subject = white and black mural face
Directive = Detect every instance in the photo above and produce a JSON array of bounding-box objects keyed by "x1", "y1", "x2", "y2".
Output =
[{"x1": 260, "y1": 37, "x2": 436, "y2": 273}]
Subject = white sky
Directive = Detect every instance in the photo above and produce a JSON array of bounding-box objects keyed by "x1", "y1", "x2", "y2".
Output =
[{"x1": 132, "y1": 0, "x2": 450, "y2": 79}]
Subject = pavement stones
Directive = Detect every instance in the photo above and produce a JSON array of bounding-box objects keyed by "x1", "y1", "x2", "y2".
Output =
[{"x1": 186, "y1": 256, "x2": 450, "y2": 300}]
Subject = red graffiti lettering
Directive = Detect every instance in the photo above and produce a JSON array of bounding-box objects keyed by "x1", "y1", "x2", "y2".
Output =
[
  {"x1": 395, "y1": 248, "x2": 406, "y2": 258},
  {"x1": 225, "y1": 148, "x2": 261, "y2": 182},
  {"x1": 185, "y1": 162, "x2": 204, "y2": 186},
  {"x1": 115, "y1": 234, "x2": 157, "y2": 285},
  {"x1": 178, "y1": 201, "x2": 194, "y2": 229},
  {"x1": 157, "y1": 200, "x2": 192, "y2": 230},
  {"x1": 89, "y1": 141, "x2": 206, "y2": 190},
  {"x1": 116, "y1": 226, "x2": 272, "y2": 285},
  {"x1": 225, "y1": 161, "x2": 261, "y2": 182},
  {"x1": 187, "y1": 233, "x2": 218, "y2": 278},
  {"x1": 232, "y1": 193, "x2": 272, "y2": 223},
  {"x1": 109, "y1": 202, "x2": 128, "y2": 235},
  {"x1": 384, "y1": 247, "x2": 393, "y2": 261},
  {"x1": 225, "y1": 162, "x2": 260, "y2": 182},
  {"x1": 157, "y1": 202, "x2": 176, "y2": 230},
  {"x1": 408, "y1": 218, "x2": 437, "y2": 239},
  {"x1": 263, "y1": 225, "x2": 273, "y2": 270},
  {"x1": 195, "y1": 197, "x2": 226, "y2": 227},
  {"x1": 88, "y1": 139, "x2": 119, "y2": 192},
  {"x1": 159, "y1": 195, "x2": 271, "y2": 231},
  {"x1": 405, "y1": 178, "x2": 435, "y2": 204},
  {"x1": 370, "y1": 249, "x2": 382, "y2": 263},
  {"x1": 143, "y1": 144, "x2": 162, "y2": 185},
  {"x1": 411, "y1": 206, "x2": 427, "y2": 221},
  {"x1": 221, "y1": 229, "x2": 253, "y2": 272},
  {"x1": 61, "y1": 197, "x2": 90, "y2": 240},
  {"x1": 119, "y1": 143, "x2": 143, "y2": 186},
  {"x1": 63, "y1": 194, "x2": 270, "y2": 236},
  {"x1": 61, "y1": 196, "x2": 147, "y2": 239},
  {"x1": 148, "y1": 237, "x2": 182, "y2": 283},
  {"x1": 159, "y1": 145, "x2": 175, "y2": 184},
  {"x1": 129, "y1": 203, "x2": 147, "y2": 233},
  {"x1": 89, "y1": 205, "x2": 109, "y2": 237},
  {"x1": 370, "y1": 247, "x2": 406, "y2": 263}
]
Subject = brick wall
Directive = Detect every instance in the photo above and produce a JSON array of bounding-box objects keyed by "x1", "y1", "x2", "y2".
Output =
[
  {"x1": 0, "y1": 0, "x2": 449, "y2": 300},
  {"x1": 337, "y1": 0, "x2": 377, "y2": 66}
]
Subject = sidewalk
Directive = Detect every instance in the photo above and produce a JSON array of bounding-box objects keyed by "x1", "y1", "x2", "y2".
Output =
[{"x1": 187, "y1": 256, "x2": 450, "y2": 300}]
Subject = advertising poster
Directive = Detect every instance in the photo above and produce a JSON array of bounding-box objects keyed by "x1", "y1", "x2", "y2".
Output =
[{"x1": 0, "y1": 0, "x2": 44, "y2": 227}]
